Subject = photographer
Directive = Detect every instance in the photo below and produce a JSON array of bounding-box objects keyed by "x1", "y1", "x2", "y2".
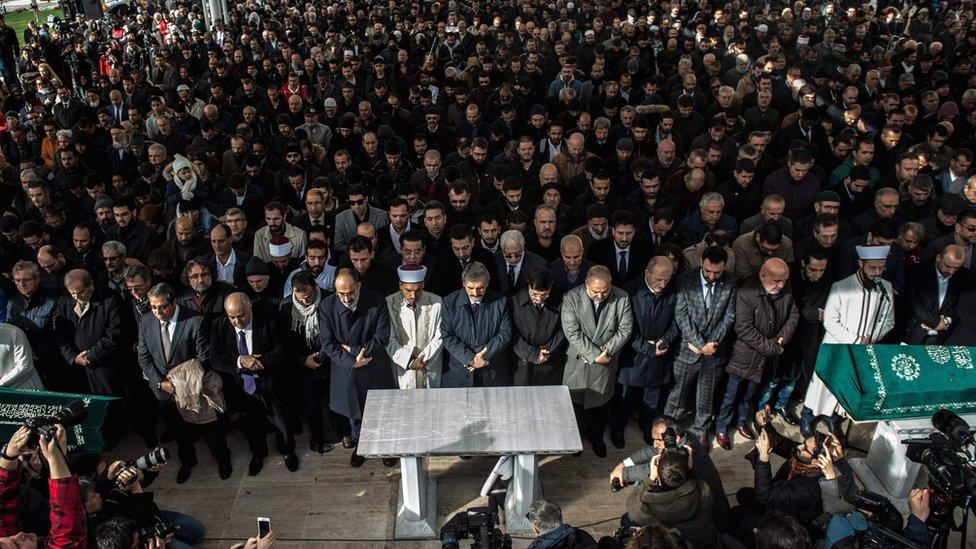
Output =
[
  {"x1": 610, "y1": 416, "x2": 729, "y2": 529},
  {"x1": 526, "y1": 500, "x2": 597, "y2": 549},
  {"x1": 729, "y1": 411, "x2": 856, "y2": 544},
  {"x1": 623, "y1": 448, "x2": 719, "y2": 548},
  {"x1": 0, "y1": 425, "x2": 87, "y2": 547},
  {"x1": 76, "y1": 453, "x2": 204, "y2": 548},
  {"x1": 822, "y1": 489, "x2": 932, "y2": 548}
]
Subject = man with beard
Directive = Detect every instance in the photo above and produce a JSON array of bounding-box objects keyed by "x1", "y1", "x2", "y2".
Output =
[
  {"x1": 224, "y1": 207, "x2": 255, "y2": 255},
  {"x1": 510, "y1": 268, "x2": 566, "y2": 387},
  {"x1": 317, "y1": 268, "x2": 398, "y2": 468},
  {"x1": 253, "y1": 202, "x2": 308, "y2": 262},
  {"x1": 96, "y1": 241, "x2": 130, "y2": 300},
  {"x1": 477, "y1": 215, "x2": 502, "y2": 253},
  {"x1": 550, "y1": 235, "x2": 595, "y2": 294},
  {"x1": 333, "y1": 185, "x2": 389, "y2": 253},
  {"x1": 571, "y1": 204, "x2": 611, "y2": 254},
  {"x1": 266, "y1": 235, "x2": 302, "y2": 295},
  {"x1": 36, "y1": 245, "x2": 69, "y2": 294},
  {"x1": 343, "y1": 235, "x2": 398, "y2": 296},
  {"x1": 525, "y1": 206, "x2": 561, "y2": 262},
  {"x1": 244, "y1": 257, "x2": 282, "y2": 312},
  {"x1": 160, "y1": 216, "x2": 210, "y2": 265},
  {"x1": 177, "y1": 258, "x2": 234, "y2": 330},
  {"x1": 386, "y1": 265, "x2": 444, "y2": 389},
  {"x1": 283, "y1": 239, "x2": 335, "y2": 297},
  {"x1": 104, "y1": 199, "x2": 159, "y2": 263}
]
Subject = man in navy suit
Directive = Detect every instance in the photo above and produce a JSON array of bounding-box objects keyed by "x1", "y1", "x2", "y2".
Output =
[
  {"x1": 549, "y1": 235, "x2": 594, "y2": 294},
  {"x1": 441, "y1": 262, "x2": 513, "y2": 387},
  {"x1": 317, "y1": 268, "x2": 398, "y2": 467},
  {"x1": 586, "y1": 210, "x2": 651, "y2": 286},
  {"x1": 494, "y1": 230, "x2": 547, "y2": 295}
]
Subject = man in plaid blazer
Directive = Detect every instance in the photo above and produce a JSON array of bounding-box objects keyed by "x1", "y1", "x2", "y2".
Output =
[{"x1": 664, "y1": 245, "x2": 738, "y2": 449}]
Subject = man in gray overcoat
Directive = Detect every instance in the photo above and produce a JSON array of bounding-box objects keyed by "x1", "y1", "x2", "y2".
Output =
[{"x1": 561, "y1": 265, "x2": 633, "y2": 457}]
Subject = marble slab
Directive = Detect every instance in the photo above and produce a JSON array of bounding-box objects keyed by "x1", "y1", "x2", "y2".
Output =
[{"x1": 357, "y1": 386, "x2": 583, "y2": 457}]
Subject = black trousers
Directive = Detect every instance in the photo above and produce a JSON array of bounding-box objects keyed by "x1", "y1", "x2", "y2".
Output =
[
  {"x1": 239, "y1": 391, "x2": 295, "y2": 458},
  {"x1": 158, "y1": 398, "x2": 230, "y2": 465},
  {"x1": 303, "y1": 375, "x2": 343, "y2": 443},
  {"x1": 610, "y1": 384, "x2": 658, "y2": 435},
  {"x1": 574, "y1": 402, "x2": 610, "y2": 442}
]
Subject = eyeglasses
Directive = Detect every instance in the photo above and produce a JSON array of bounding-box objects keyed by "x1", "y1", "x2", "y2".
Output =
[{"x1": 349, "y1": 199, "x2": 366, "y2": 206}]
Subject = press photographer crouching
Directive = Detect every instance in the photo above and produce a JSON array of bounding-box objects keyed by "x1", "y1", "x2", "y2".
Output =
[
  {"x1": 616, "y1": 423, "x2": 719, "y2": 548},
  {"x1": 0, "y1": 424, "x2": 87, "y2": 547},
  {"x1": 72, "y1": 448, "x2": 205, "y2": 548},
  {"x1": 610, "y1": 416, "x2": 729, "y2": 530},
  {"x1": 728, "y1": 409, "x2": 856, "y2": 545}
]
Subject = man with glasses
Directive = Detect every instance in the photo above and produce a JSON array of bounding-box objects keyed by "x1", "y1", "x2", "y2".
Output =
[
  {"x1": 138, "y1": 282, "x2": 232, "y2": 483},
  {"x1": 7, "y1": 260, "x2": 72, "y2": 391},
  {"x1": 926, "y1": 208, "x2": 976, "y2": 271},
  {"x1": 333, "y1": 184, "x2": 388, "y2": 253},
  {"x1": 96, "y1": 241, "x2": 129, "y2": 300},
  {"x1": 494, "y1": 230, "x2": 547, "y2": 295}
]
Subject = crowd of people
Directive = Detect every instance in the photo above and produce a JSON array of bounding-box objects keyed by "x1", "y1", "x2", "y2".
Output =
[{"x1": 0, "y1": 0, "x2": 973, "y2": 545}]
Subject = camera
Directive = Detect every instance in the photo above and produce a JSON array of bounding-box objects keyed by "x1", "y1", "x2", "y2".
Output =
[
  {"x1": 844, "y1": 492, "x2": 925, "y2": 549},
  {"x1": 128, "y1": 447, "x2": 170, "y2": 471},
  {"x1": 440, "y1": 498, "x2": 511, "y2": 549},
  {"x1": 138, "y1": 520, "x2": 175, "y2": 543},
  {"x1": 23, "y1": 399, "x2": 85, "y2": 449}
]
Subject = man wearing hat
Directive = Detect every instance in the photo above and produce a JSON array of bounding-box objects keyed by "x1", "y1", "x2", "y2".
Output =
[
  {"x1": 297, "y1": 106, "x2": 332, "y2": 149},
  {"x1": 801, "y1": 244, "x2": 895, "y2": 440},
  {"x1": 920, "y1": 193, "x2": 967, "y2": 245},
  {"x1": 386, "y1": 264, "x2": 444, "y2": 389}
]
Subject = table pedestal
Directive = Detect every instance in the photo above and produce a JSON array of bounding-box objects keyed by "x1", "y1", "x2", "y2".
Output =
[
  {"x1": 395, "y1": 456, "x2": 437, "y2": 539},
  {"x1": 504, "y1": 454, "x2": 540, "y2": 533}
]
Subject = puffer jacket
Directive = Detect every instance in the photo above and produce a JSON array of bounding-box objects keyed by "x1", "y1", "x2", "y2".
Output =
[{"x1": 626, "y1": 478, "x2": 718, "y2": 549}]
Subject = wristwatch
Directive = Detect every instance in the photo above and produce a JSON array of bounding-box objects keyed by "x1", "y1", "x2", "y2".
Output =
[{"x1": 1, "y1": 445, "x2": 17, "y2": 461}]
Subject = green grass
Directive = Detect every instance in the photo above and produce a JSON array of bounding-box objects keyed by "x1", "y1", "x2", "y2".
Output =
[{"x1": 3, "y1": 7, "x2": 64, "y2": 45}]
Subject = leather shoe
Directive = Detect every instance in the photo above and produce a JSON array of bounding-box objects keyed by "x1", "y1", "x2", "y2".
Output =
[
  {"x1": 737, "y1": 425, "x2": 757, "y2": 440},
  {"x1": 610, "y1": 430, "x2": 625, "y2": 449},
  {"x1": 176, "y1": 461, "x2": 196, "y2": 484},
  {"x1": 342, "y1": 435, "x2": 356, "y2": 449},
  {"x1": 350, "y1": 451, "x2": 366, "y2": 468},
  {"x1": 248, "y1": 456, "x2": 264, "y2": 476},
  {"x1": 160, "y1": 428, "x2": 174, "y2": 444},
  {"x1": 217, "y1": 458, "x2": 233, "y2": 480},
  {"x1": 715, "y1": 432, "x2": 732, "y2": 451},
  {"x1": 775, "y1": 407, "x2": 800, "y2": 426},
  {"x1": 382, "y1": 458, "x2": 397, "y2": 468},
  {"x1": 572, "y1": 451, "x2": 583, "y2": 457},
  {"x1": 283, "y1": 453, "x2": 299, "y2": 472},
  {"x1": 590, "y1": 439, "x2": 607, "y2": 458}
]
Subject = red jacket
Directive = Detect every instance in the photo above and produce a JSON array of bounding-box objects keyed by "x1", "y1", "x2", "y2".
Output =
[{"x1": 0, "y1": 468, "x2": 87, "y2": 548}]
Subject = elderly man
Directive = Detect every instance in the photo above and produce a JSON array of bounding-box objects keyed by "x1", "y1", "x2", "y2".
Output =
[
  {"x1": 211, "y1": 292, "x2": 298, "y2": 475},
  {"x1": 616, "y1": 257, "x2": 679, "y2": 447},
  {"x1": 677, "y1": 192, "x2": 739, "y2": 248},
  {"x1": 494, "y1": 230, "x2": 547, "y2": 295},
  {"x1": 715, "y1": 259, "x2": 799, "y2": 451},
  {"x1": 441, "y1": 262, "x2": 513, "y2": 388},
  {"x1": 137, "y1": 282, "x2": 231, "y2": 483},
  {"x1": 904, "y1": 244, "x2": 967, "y2": 344},
  {"x1": 802, "y1": 245, "x2": 895, "y2": 440},
  {"x1": 55, "y1": 269, "x2": 123, "y2": 396},
  {"x1": 561, "y1": 265, "x2": 634, "y2": 457},
  {"x1": 386, "y1": 265, "x2": 444, "y2": 389},
  {"x1": 7, "y1": 261, "x2": 70, "y2": 390},
  {"x1": 665, "y1": 246, "x2": 738, "y2": 448},
  {"x1": 317, "y1": 268, "x2": 397, "y2": 468}
]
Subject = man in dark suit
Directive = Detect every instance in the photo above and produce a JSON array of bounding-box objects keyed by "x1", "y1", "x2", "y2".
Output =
[
  {"x1": 207, "y1": 223, "x2": 252, "y2": 289},
  {"x1": 617, "y1": 257, "x2": 679, "y2": 447},
  {"x1": 137, "y1": 282, "x2": 232, "y2": 483},
  {"x1": 549, "y1": 235, "x2": 594, "y2": 294},
  {"x1": 432, "y1": 224, "x2": 496, "y2": 296},
  {"x1": 218, "y1": 174, "x2": 267, "y2": 227},
  {"x1": 104, "y1": 198, "x2": 160, "y2": 264},
  {"x1": 177, "y1": 259, "x2": 235, "y2": 329},
  {"x1": 211, "y1": 292, "x2": 298, "y2": 476},
  {"x1": 441, "y1": 262, "x2": 513, "y2": 387},
  {"x1": 664, "y1": 246, "x2": 738, "y2": 448},
  {"x1": 317, "y1": 268, "x2": 398, "y2": 468},
  {"x1": 54, "y1": 269, "x2": 123, "y2": 397},
  {"x1": 586, "y1": 210, "x2": 650, "y2": 286},
  {"x1": 510, "y1": 268, "x2": 566, "y2": 386},
  {"x1": 904, "y1": 245, "x2": 967, "y2": 344},
  {"x1": 494, "y1": 230, "x2": 547, "y2": 295}
]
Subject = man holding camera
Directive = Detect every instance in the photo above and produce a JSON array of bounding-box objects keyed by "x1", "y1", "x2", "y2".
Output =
[
  {"x1": 610, "y1": 416, "x2": 729, "y2": 530},
  {"x1": 0, "y1": 424, "x2": 87, "y2": 547}
]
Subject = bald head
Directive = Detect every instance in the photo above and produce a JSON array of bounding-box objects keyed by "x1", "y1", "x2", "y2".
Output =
[
  {"x1": 585, "y1": 265, "x2": 613, "y2": 302},
  {"x1": 645, "y1": 256, "x2": 675, "y2": 293},
  {"x1": 37, "y1": 245, "x2": 65, "y2": 274},
  {"x1": 224, "y1": 292, "x2": 252, "y2": 329},
  {"x1": 759, "y1": 258, "x2": 790, "y2": 294},
  {"x1": 559, "y1": 234, "x2": 584, "y2": 273}
]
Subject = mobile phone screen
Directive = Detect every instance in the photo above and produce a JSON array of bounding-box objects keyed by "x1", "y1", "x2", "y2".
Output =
[{"x1": 257, "y1": 518, "x2": 271, "y2": 538}]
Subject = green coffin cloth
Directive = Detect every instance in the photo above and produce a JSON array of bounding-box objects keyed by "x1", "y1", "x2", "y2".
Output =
[
  {"x1": 0, "y1": 388, "x2": 127, "y2": 452},
  {"x1": 814, "y1": 344, "x2": 976, "y2": 421}
]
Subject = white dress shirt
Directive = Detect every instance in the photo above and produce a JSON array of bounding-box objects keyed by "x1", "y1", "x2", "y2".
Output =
[{"x1": 215, "y1": 250, "x2": 238, "y2": 284}]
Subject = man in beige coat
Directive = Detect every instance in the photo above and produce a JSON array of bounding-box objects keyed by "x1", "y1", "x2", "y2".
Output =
[{"x1": 561, "y1": 265, "x2": 633, "y2": 457}]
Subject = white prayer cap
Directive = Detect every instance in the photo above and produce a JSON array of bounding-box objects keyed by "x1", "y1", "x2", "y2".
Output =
[
  {"x1": 269, "y1": 235, "x2": 293, "y2": 258},
  {"x1": 397, "y1": 264, "x2": 427, "y2": 283},
  {"x1": 856, "y1": 245, "x2": 890, "y2": 260}
]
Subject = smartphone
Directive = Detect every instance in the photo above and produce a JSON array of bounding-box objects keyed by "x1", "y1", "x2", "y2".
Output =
[{"x1": 257, "y1": 517, "x2": 271, "y2": 538}]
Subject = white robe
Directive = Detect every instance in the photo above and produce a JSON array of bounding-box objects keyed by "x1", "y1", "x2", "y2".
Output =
[
  {"x1": 804, "y1": 274, "x2": 895, "y2": 417},
  {"x1": 0, "y1": 324, "x2": 44, "y2": 391},
  {"x1": 386, "y1": 292, "x2": 444, "y2": 389}
]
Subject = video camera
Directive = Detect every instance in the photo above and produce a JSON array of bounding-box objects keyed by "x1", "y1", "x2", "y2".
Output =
[
  {"x1": 440, "y1": 485, "x2": 511, "y2": 549},
  {"x1": 23, "y1": 399, "x2": 85, "y2": 449},
  {"x1": 138, "y1": 519, "x2": 175, "y2": 543},
  {"x1": 903, "y1": 409, "x2": 976, "y2": 548}
]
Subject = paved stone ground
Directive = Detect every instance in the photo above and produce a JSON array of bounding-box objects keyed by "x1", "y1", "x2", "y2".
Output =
[{"x1": 113, "y1": 416, "x2": 963, "y2": 548}]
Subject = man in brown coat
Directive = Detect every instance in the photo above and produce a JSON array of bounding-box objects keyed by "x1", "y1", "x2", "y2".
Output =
[{"x1": 715, "y1": 258, "x2": 799, "y2": 450}]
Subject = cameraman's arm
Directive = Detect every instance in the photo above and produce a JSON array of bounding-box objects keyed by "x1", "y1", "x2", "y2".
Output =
[
  {"x1": 904, "y1": 489, "x2": 933, "y2": 548},
  {"x1": 40, "y1": 426, "x2": 87, "y2": 547},
  {"x1": 0, "y1": 427, "x2": 30, "y2": 537},
  {"x1": 621, "y1": 446, "x2": 657, "y2": 484}
]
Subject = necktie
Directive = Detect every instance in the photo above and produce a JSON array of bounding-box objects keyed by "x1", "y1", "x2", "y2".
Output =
[
  {"x1": 160, "y1": 321, "x2": 172, "y2": 361},
  {"x1": 618, "y1": 250, "x2": 627, "y2": 276},
  {"x1": 705, "y1": 282, "x2": 715, "y2": 313},
  {"x1": 508, "y1": 264, "x2": 517, "y2": 289},
  {"x1": 238, "y1": 331, "x2": 256, "y2": 395},
  {"x1": 471, "y1": 302, "x2": 480, "y2": 316},
  {"x1": 593, "y1": 300, "x2": 603, "y2": 322}
]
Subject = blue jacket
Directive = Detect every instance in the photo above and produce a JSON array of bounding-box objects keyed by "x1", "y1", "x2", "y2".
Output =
[{"x1": 440, "y1": 289, "x2": 512, "y2": 388}]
